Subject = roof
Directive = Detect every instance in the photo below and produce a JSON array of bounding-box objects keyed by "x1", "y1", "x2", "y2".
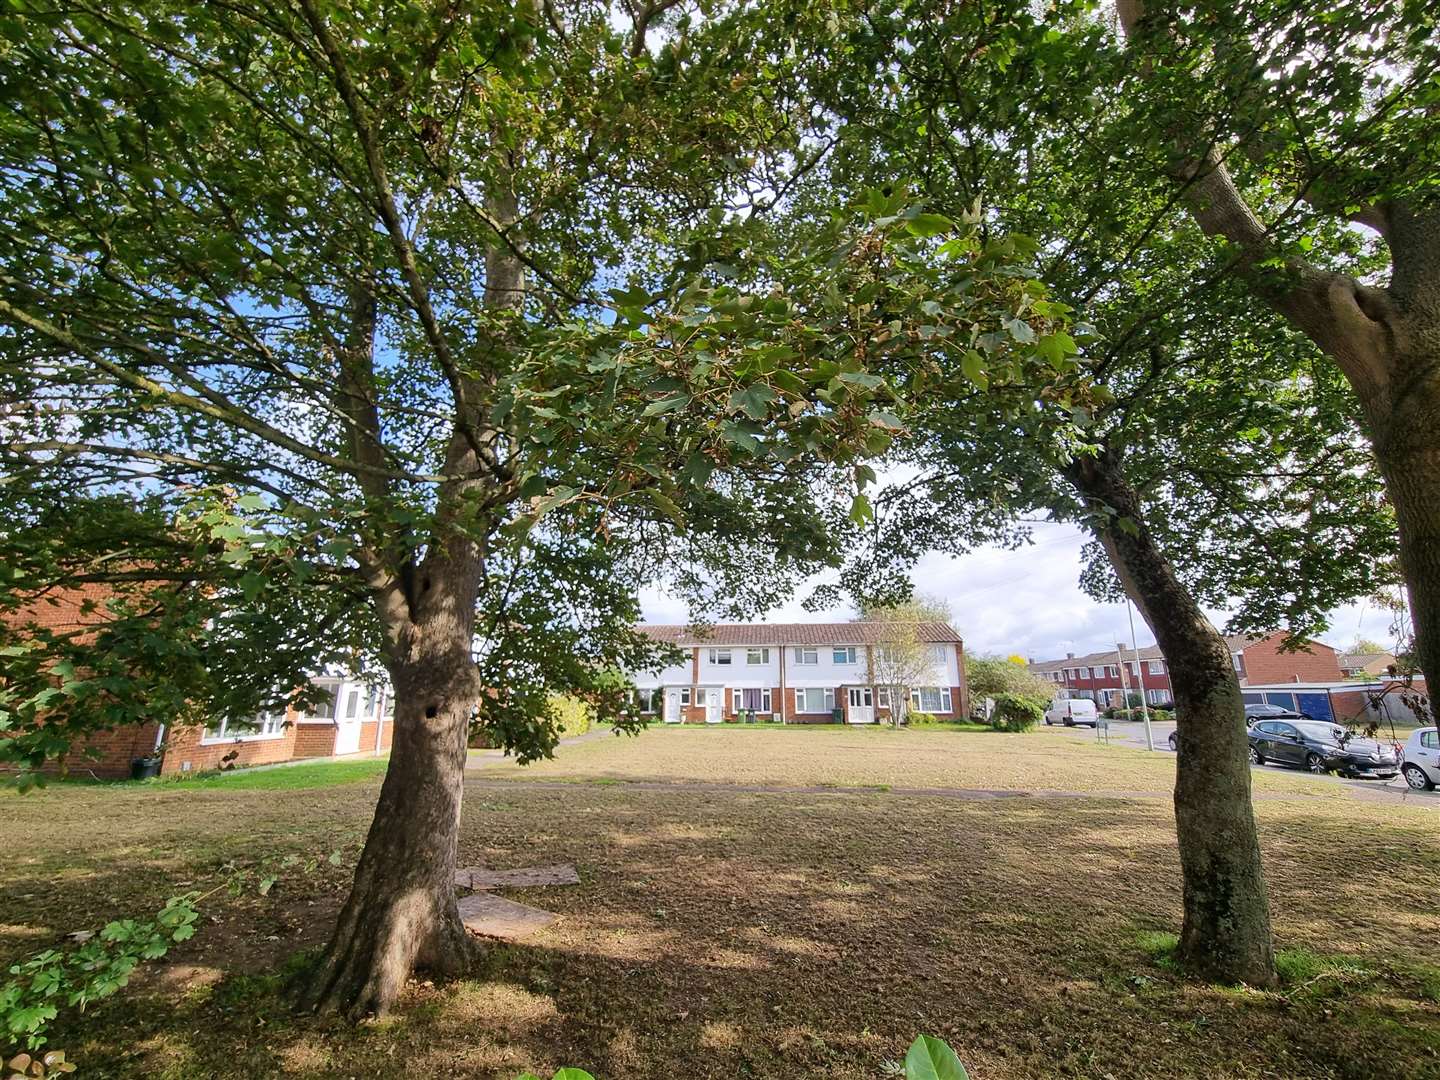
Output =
[
  {"x1": 1339, "y1": 651, "x2": 1393, "y2": 668},
  {"x1": 637, "y1": 622, "x2": 964, "y2": 647},
  {"x1": 1032, "y1": 633, "x2": 1332, "y2": 671}
]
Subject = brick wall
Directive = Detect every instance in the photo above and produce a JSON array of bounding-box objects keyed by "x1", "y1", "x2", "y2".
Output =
[
  {"x1": 292, "y1": 724, "x2": 339, "y2": 759},
  {"x1": 358, "y1": 719, "x2": 392, "y2": 754},
  {"x1": 160, "y1": 721, "x2": 300, "y2": 775},
  {"x1": 57, "y1": 722, "x2": 165, "y2": 779},
  {"x1": 1242, "y1": 633, "x2": 1343, "y2": 684}
]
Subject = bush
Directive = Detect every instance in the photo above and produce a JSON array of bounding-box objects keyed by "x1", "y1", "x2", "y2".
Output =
[
  {"x1": 905, "y1": 711, "x2": 938, "y2": 727},
  {"x1": 991, "y1": 694, "x2": 1043, "y2": 732},
  {"x1": 550, "y1": 694, "x2": 591, "y2": 738}
]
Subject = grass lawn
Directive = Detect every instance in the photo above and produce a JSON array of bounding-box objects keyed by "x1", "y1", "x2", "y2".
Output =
[{"x1": 5, "y1": 725, "x2": 1440, "y2": 1078}]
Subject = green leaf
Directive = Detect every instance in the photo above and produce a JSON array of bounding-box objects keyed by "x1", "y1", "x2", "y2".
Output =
[
  {"x1": 905, "y1": 212, "x2": 953, "y2": 238},
  {"x1": 729, "y1": 384, "x2": 776, "y2": 421},
  {"x1": 836, "y1": 371, "x2": 885, "y2": 391},
  {"x1": 647, "y1": 489, "x2": 686, "y2": 530},
  {"x1": 642, "y1": 394, "x2": 691, "y2": 417},
  {"x1": 552, "y1": 1070, "x2": 596, "y2": 1080},
  {"x1": 905, "y1": 1034, "x2": 970, "y2": 1080},
  {"x1": 867, "y1": 410, "x2": 904, "y2": 432},
  {"x1": 960, "y1": 351, "x2": 988, "y2": 390},
  {"x1": 849, "y1": 493, "x2": 873, "y2": 526}
]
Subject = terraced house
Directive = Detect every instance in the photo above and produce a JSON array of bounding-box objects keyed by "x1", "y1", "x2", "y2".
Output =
[{"x1": 633, "y1": 622, "x2": 969, "y2": 724}]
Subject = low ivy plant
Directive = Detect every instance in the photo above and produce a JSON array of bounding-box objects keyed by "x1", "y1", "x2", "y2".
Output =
[{"x1": 1, "y1": 894, "x2": 199, "y2": 1055}]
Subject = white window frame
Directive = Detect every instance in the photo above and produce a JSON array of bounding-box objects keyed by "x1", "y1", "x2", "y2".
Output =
[
  {"x1": 636, "y1": 688, "x2": 659, "y2": 714},
  {"x1": 1148, "y1": 659, "x2": 1165, "y2": 675},
  {"x1": 793, "y1": 647, "x2": 819, "y2": 665},
  {"x1": 833, "y1": 646, "x2": 857, "y2": 664},
  {"x1": 876, "y1": 686, "x2": 891, "y2": 707},
  {"x1": 1078, "y1": 667, "x2": 1091, "y2": 679},
  {"x1": 1147, "y1": 689, "x2": 1167, "y2": 705},
  {"x1": 202, "y1": 710, "x2": 286, "y2": 744},
  {"x1": 745, "y1": 647, "x2": 770, "y2": 665},
  {"x1": 909, "y1": 687, "x2": 953, "y2": 713},
  {"x1": 737, "y1": 687, "x2": 773, "y2": 712},
  {"x1": 680, "y1": 687, "x2": 692, "y2": 706},
  {"x1": 709, "y1": 649, "x2": 733, "y2": 666},
  {"x1": 795, "y1": 687, "x2": 835, "y2": 713},
  {"x1": 298, "y1": 680, "x2": 341, "y2": 724},
  {"x1": 929, "y1": 644, "x2": 949, "y2": 664}
]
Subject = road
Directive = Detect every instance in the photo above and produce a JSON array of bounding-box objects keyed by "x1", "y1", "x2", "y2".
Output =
[{"x1": 1044, "y1": 717, "x2": 1440, "y2": 806}]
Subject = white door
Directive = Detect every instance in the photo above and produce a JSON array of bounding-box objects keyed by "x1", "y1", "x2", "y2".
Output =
[
  {"x1": 704, "y1": 688, "x2": 723, "y2": 724},
  {"x1": 847, "y1": 687, "x2": 875, "y2": 724},
  {"x1": 663, "y1": 688, "x2": 683, "y2": 724},
  {"x1": 334, "y1": 686, "x2": 363, "y2": 755}
]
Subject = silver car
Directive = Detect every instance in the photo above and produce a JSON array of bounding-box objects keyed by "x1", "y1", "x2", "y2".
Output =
[{"x1": 1401, "y1": 727, "x2": 1440, "y2": 790}]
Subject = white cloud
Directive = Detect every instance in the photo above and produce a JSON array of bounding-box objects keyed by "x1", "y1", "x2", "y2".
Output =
[{"x1": 639, "y1": 520, "x2": 1400, "y2": 661}]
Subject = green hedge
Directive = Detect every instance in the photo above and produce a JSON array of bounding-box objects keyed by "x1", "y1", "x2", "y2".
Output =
[{"x1": 991, "y1": 694, "x2": 1044, "y2": 732}]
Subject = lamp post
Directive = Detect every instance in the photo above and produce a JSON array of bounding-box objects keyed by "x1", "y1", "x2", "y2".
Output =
[{"x1": 1127, "y1": 598, "x2": 1155, "y2": 750}]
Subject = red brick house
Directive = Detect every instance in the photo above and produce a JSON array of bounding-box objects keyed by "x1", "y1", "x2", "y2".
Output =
[
  {"x1": 1028, "y1": 632, "x2": 1345, "y2": 710},
  {"x1": 2, "y1": 583, "x2": 392, "y2": 779},
  {"x1": 632, "y1": 621, "x2": 969, "y2": 724}
]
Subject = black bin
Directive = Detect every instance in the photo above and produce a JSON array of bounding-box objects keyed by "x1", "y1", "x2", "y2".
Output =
[{"x1": 130, "y1": 756, "x2": 162, "y2": 780}]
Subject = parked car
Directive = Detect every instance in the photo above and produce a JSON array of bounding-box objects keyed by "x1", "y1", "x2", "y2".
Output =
[
  {"x1": 1401, "y1": 727, "x2": 1440, "y2": 790},
  {"x1": 1244, "y1": 703, "x2": 1307, "y2": 722},
  {"x1": 1248, "y1": 718, "x2": 1399, "y2": 779},
  {"x1": 1044, "y1": 698, "x2": 1098, "y2": 727}
]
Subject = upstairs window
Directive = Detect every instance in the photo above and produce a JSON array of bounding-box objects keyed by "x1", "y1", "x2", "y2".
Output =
[
  {"x1": 1148, "y1": 660, "x2": 1165, "y2": 675},
  {"x1": 833, "y1": 646, "x2": 858, "y2": 664},
  {"x1": 746, "y1": 648, "x2": 770, "y2": 665},
  {"x1": 709, "y1": 649, "x2": 733, "y2": 666},
  {"x1": 793, "y1": 647, "x2": 818, "y2": 665}
]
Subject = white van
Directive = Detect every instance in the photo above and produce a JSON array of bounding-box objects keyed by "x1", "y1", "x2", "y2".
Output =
[{"x1": 1044, "y1": 697, "x2": 1099, "y2": 728}]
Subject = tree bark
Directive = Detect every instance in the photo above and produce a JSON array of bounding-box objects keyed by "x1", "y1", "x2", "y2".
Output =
[
  {"x1": 1067, "y1": 449, "x2": 1278, "y2": 987},
  {"x1": 301, "y1": 548, "x2": 487, "y2": 1018}
]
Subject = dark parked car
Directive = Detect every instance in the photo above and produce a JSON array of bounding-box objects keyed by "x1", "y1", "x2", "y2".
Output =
[
  {"x1": 1244, "y1": 703, "x2": 1306, "y2": 722},
  {"x1": 1248, "y1": 718, "x2": 1399, "y2": 779},
  {"x1": 1167, "y1": 704, "x2": 1306, "y2": 751}
]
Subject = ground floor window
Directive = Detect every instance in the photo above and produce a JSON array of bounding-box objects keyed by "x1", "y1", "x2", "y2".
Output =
[
  {"x1": 1146, "y1": 689, "x2": 1168, "y2": 705},
  {"x1": 635, "y1": 688, "x2": 660, "y2": 713},
  {"x1": 876, "y1": 686, "x2": 890, "y2": 708},
  {"x1": 203, "y1": 710, "x2": 285, "y2": 742},
  {"x1": 910, "y1": 687, "x2": 953, "y2": 713},
  {"x1": 795, "y1": 687, "x2": 834, "y2": 713},
  {"x1": 739, "y1": 687, "x2": 772, "y2": 712}
]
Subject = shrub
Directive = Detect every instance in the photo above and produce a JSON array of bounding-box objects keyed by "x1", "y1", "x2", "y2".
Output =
[
  {"x1": 991, "y1": 694, "x2": 1043, "y2": 732},
  {"x1": 550, "y1": 695, "x2": 591, "y2": 738},
  {"x1": 905, "y1": 711, "x2": 938, "y2": 727}
]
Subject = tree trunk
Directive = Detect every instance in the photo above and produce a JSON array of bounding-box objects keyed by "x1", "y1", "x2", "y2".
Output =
[
  {"x1": 1067, "y1": 449, "x2": 1277, "y2": 987},
  {"x1": 301, "y1": 563, "x2": 487, "y2": 1018}
]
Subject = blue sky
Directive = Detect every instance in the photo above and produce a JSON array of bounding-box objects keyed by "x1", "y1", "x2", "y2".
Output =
[{"x1": 639, "y1": 520, "x2": 1398, "y2": 662}]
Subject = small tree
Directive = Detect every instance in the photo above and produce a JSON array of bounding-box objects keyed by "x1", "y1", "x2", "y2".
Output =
[{"x1": 871, "y1": 625, "x2": 934, "y2": 727}]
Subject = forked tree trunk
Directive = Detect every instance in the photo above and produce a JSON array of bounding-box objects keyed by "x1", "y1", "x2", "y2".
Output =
[
  {"x1": 1067, "y1": 450, "x2": 1277, "y2": 987},
  {"x1": 301, "y1": 561, "x2": 487, "y2": 1017}
]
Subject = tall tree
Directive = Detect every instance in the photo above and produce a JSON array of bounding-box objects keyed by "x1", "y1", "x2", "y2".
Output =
[
  {"x1": 0, "y1": 0, "x2": 1047, "y2": 1015},
  {"x1": 770, "y1": 0, "x2": 1395, "y2": 984},
  {"x1": 1113, "y1": 0, "x2": 1440, "y2": 689}
]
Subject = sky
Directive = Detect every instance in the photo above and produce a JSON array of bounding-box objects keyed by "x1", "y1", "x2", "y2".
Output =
[{"x1": 638, "y1": 520, "x2": 1399, "y2": 663}]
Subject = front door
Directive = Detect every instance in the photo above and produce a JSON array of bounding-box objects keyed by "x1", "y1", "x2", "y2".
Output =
[
  {"x1": 334, "y1": 685, "x2": 363, "y2": 755},
  {"x1": 663, "y1": 688, "x2": 683, "y2": 724},
  {"x1": 704, "y1": 688, "x2": 723, "y2": 724},
  {"x1": 847, "y1": 686, "x2": 875, "y2": 724}
]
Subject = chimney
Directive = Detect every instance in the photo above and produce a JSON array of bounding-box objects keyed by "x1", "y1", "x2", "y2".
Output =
[
  {"x1": 1066, "y1": 652, "x2": 1075, "y2": 659},
  {"x1": 1027, "y1": 657, "x2": 1036, "y2": 665}
]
